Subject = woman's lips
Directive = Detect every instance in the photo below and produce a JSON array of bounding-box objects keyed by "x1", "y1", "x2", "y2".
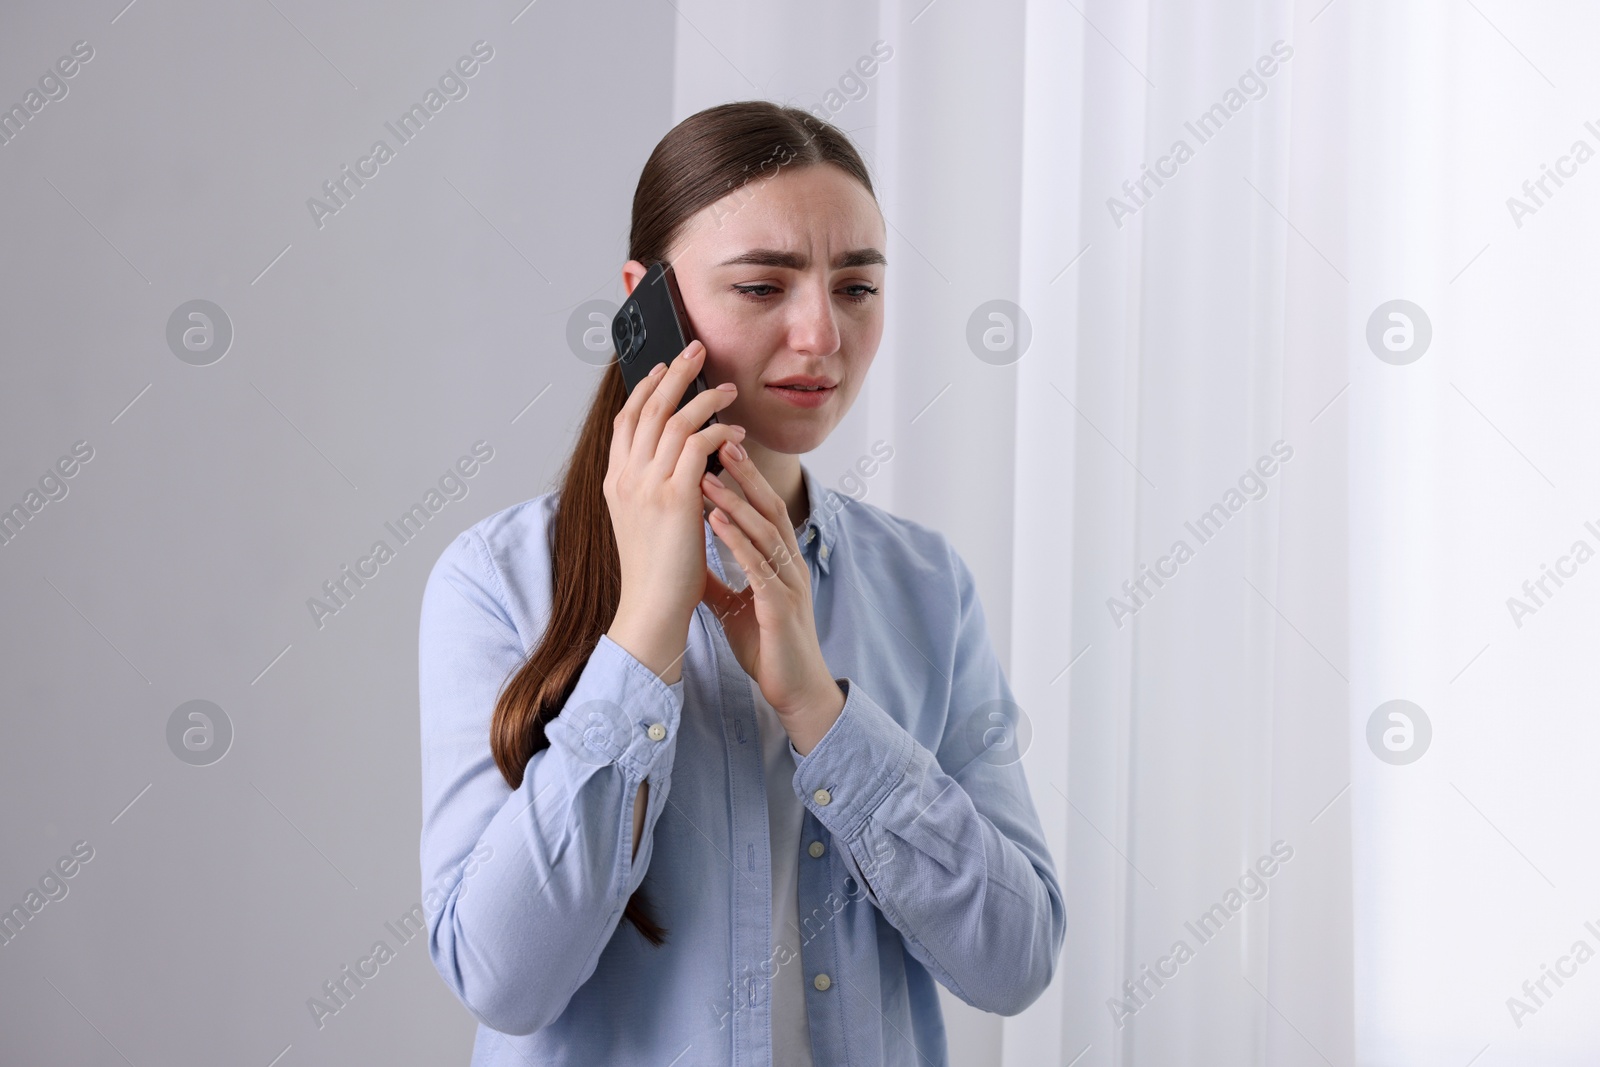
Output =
[{"x1": 765, "y1": 384, "x2": 835, "y2": 408}]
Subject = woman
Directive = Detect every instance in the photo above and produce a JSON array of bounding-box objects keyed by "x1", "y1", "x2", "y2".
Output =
[{"x1": 418, "y1": 100, "x2": 1064, "y2": 1066}]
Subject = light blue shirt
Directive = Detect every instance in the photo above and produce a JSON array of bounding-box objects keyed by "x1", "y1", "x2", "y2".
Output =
[{"x1": 417, "y1": 462, "x2": 1065, "y2": 1066}]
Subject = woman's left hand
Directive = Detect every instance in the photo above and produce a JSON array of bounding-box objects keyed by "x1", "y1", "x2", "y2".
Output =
[{"x1": 699, "y1": 442, "x2": 844, "y2": 736}]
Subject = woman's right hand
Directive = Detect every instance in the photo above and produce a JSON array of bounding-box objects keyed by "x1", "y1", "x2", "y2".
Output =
[{"x1": 603, "y1": 339, "x2": 745, "y2": 683}]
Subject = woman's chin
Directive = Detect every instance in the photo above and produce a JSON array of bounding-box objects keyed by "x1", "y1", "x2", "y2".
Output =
[{"x1": 745, "y1": 424, "x2": 830, "y2": 456}]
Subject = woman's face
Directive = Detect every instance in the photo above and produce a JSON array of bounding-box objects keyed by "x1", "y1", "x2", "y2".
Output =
[{"x1": 623, "y1": 163, "x2": 887, "y2": 456}]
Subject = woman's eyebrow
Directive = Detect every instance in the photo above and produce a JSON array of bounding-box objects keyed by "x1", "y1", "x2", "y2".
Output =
[{"x1": 716, "y1": 248, "x2": 887, "y2": 269}]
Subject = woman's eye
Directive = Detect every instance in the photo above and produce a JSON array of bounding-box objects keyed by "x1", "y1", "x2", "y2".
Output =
[{"x1": 731, "y1": 283, "x2": 880, "y2": 303}]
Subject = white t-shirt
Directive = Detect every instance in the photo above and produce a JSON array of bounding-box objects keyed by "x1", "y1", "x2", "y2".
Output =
[{"x1": 711, "y1": 529, "x2": 816, "y2": 1067}]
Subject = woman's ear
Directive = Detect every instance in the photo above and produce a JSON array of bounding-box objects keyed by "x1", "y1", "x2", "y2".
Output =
[{"x1": 621, "y1": 259, "x2": 648, "y2": 296}]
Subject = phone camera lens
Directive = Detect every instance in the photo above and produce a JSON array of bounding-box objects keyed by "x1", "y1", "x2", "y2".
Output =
[{"x1": 613, "y1": 302, "x2": 647, "y2": 363}]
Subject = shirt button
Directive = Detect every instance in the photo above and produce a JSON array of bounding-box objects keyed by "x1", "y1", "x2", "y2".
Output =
[
  {"x1": 646, "y1": 723, "x2": 667, "y2": 742},
  {"x1": 813, "y1": 973, "x2": 831, "y2": 991},
  {"x1": 813, "y1": 788, "x2": 831, "y2": 806},
  {"x1": 819, "y1": 544, "x2": 830, "y2": 560},
  {"x1": 806, "y1": 528, "x2": 816, "y2": 543},
  {"x1": 808, "y1": 840, "x2": 825, "y2": 858}
]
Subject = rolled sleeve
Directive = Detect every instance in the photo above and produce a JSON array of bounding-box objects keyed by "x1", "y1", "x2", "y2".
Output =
[
  {"x1": 790, "y1": 677, "x2": 914, "y2": 838},
  {"x1": 544, "y1": 633, "x2": 687, "y2": 784}
]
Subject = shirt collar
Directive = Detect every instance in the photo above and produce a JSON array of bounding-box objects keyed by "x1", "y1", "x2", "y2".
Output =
[{"x1": 795, "y1": 462, "x2": 843, "y2": 575}]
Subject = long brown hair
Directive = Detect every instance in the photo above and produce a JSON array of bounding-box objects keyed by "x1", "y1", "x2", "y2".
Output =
[{"x1": 489, "y1": 101, "x2": 877, "y2": 945}]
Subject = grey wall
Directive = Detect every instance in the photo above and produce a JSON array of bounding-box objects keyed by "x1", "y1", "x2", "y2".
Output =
[{"x1": 0, "y1": 1, "x2": 721, "y2": 1061}]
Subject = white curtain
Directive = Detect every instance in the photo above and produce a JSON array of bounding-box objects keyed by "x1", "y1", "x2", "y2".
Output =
[
  {"x1": 676, "y1": 1, "x2": 1600, "y2": 1063},
  {"x1": 1010, "y1": 2, "x2": 1355, "y2": 1064}
]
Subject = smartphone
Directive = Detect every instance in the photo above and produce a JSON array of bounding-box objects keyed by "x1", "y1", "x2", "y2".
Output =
[{"x1": 611, "y1": 260, "x2": 723, "y2": 476}]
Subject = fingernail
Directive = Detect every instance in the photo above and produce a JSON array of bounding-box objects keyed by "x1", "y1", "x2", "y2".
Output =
[
  {"x1": 703, "y1": 471, "x2": 725, "y2": 488},
  {"x1": 650, "y1": 363, "x2": 666, "y2": 376},
  {"x1": 716, "y1": 382, "x2": 737, "y2": 392},
  {"x1": 727, "y1": 441, "x2": 747, "y2": 461},
  {"x1": 711, "y1": 507, "x2": 729, "y2": 523}
]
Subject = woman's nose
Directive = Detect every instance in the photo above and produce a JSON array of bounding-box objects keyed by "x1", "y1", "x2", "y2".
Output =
[{"x1": 788, "y1": 282, "x2": 842, "y2": 356}]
